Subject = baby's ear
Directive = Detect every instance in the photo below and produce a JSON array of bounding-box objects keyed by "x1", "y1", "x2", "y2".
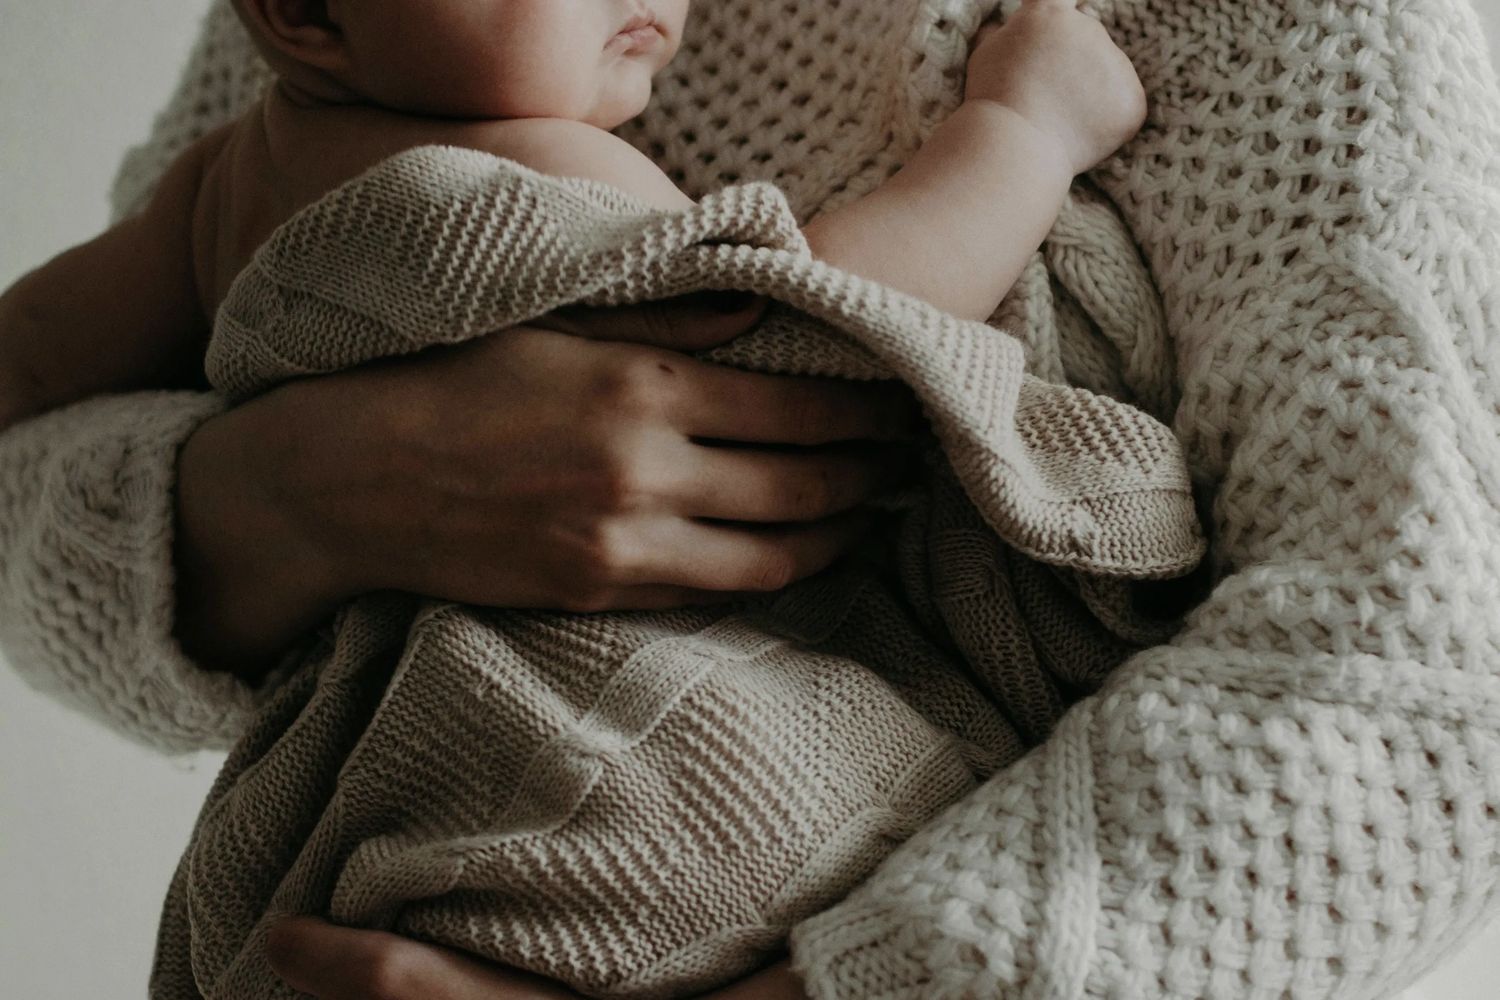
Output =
[{"x1": 241, "y1": 0, "x2": 349, "y2": 73}]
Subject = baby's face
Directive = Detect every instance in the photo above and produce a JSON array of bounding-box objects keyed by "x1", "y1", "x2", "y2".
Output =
[{"x1": 340, "y1": 0, "x2": 690, "y2": 127}]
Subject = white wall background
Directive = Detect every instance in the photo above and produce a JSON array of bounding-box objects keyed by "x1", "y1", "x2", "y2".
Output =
[
  {"x1": 1, "y1": 1, "x2": 1499, "y2": 997},
  {"x1": 0, "y1": 5, "x2": 226, "y2": 997}
]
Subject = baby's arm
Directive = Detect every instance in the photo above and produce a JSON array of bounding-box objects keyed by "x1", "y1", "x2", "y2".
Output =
[
  {"x1": 804, "y1": 101, "x2": 1074, "y2": 322},
  {"x1": 0, "y1": 137, "x2": 213, "y2": 430},
  {"x1": 804, "y1": 1, "x2": 1147, "y2": 322},
  {"x1": 469, "y1": 5, "x2": 1142, "y2": 330}
]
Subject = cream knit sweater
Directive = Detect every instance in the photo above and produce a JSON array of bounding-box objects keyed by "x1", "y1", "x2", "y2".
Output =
[
  {"x1": 3, "y1": 0, "x2": 1500, "y2": 998},
  {"x1": 147, "y1": 142, "x2": 1200, "y2": 1000}
]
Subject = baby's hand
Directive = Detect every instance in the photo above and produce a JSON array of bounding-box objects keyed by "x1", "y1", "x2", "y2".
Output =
[{"x1": 964, "y1": 0, "x2": 1147, "y2": 175}]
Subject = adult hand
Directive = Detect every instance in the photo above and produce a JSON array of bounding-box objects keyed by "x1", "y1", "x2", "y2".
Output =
[
  {"x1": 174, "y1": 293, "x2": 922, "y2": 680},
  {"x1": 264, "y1": 916, "x2": 811, "y2": 1000}
]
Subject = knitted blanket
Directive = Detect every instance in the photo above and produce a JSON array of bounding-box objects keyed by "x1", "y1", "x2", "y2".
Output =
[
  {"x1": 2, "y1": 0, "x2": 1497, "y2": 998},
  {"x1": 152, "y1": 144, "x2": 1204, "y2": 998}
]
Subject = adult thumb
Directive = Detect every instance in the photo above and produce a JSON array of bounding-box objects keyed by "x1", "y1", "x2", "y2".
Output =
[{"x1": 536, "y1": 291, "x2": 767, "y2": 351}]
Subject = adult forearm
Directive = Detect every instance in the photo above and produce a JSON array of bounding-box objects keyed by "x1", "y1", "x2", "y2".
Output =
[
  {"x1": 0, "y1": 172, "x2": 210, "y2": 427},
  {"x1": 0, "y1": 370, "x2": 37, "y2": 434},
  {"x1": 802, "y1": 100, "x2": 1073, "y2": 322},
  {"x1": 0, "y1": 283, "x2": 55, "y2": 433},
  {"x1": 173, "y1": 385, "x2": 352, "y2": 683}
]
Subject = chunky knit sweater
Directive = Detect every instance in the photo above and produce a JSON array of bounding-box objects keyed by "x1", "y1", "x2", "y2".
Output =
[
  {"x1": 147, "y1": 143, "x2": 1200, "y2": 1000},
  {"x1": 3, "y1": 0, "x2": 1500, "y2": 998}
]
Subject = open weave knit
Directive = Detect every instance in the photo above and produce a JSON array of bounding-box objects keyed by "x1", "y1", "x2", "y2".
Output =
[
  {"x1": 3, "y1": 0, "x2": 1500, "y2": 998},
  {"x1": 147, "y1": 144, "x2": 1202, "y2": 1000}
]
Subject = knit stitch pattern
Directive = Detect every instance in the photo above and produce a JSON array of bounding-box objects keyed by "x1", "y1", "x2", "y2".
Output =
[
  {"x1": 0, "y1": 391, "x2": 248, "y2": 751},
  {"x1": 3, "y1": 0, "x2": 1499, "y2": 997},
  {"x1": 151, "y1": 136, "x2": 1201, "y2": 997},
  {"x1": 787, "y1": 1, "x2": 1500, "y2": 998}
]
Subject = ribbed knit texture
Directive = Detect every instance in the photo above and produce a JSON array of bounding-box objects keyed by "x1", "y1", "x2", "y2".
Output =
[
  {"x1": 149, "y1": 142, "x2": 1200, "y2": 1000},
  {"x1": 3, "y1": 0, "x2": 1498, "y2": 998},
  {"x1": 0, "y1": 390, "x2": 252, "y2": 751}
]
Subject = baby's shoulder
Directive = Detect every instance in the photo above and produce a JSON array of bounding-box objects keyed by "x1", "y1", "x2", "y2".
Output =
[
  {"x1": 148, "y1": 121, "x2": 237, "y2": 217},
  {"x1": 448, "y1": 118, "x2": 693, "y2": 211}
]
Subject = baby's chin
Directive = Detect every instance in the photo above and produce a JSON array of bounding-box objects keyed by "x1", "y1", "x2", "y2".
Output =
[{"x1": 586, "y1": 77, "x2": 657, "y2": 131}]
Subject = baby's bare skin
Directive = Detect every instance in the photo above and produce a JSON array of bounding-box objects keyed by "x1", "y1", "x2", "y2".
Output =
[
  {"x1": 0, "y1": 0, "x2": 1144, "y2": 432},
  {"x1": 189, "y1": 88, "x2": 697, "y2": 317},
  {"x1": 0, "y1": 101, "x2": 679, "y2": 423}
]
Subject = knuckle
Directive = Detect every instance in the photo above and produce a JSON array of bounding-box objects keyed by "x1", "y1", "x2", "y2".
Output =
[
  {"x1": 783, "y1": 389, "x2": 836, "y2": 441},
  {"x1": 590, "y1": 450, "x2": 650, "y2": 513},
  {"x1": 591, "y1": 358, "x2": 670, "y2": 418},
  {"x1": 571, "y1": 518, "x2": 639, "y2": 585},
  {"x1": 641, "y1": 302, "x2": 680, "y2": 345},
  {"x1": 790, "y1": 466, "x2": 837, "y2": 519},
  {"x1": 746, "y1": 549, "x2": 800, "y2": 592},
  {"x1": 261, "y1": 922, "x2": 302, "y2": 981},
  {"x1": 362, "y1": 947, "x2": 425, "y2": 1000}
]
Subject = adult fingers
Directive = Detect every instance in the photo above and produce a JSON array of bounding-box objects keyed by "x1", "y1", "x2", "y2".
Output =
[
  {"x1": 620, "y1": 510, "x2": 878, "y2": 592},
  {"x1": 541, "y1": 292, "x2": 768, "y2": 351},
  {"x1": 674, "y1": 441, "x2": 915, "y2": 522},
  {"x1": 266, "y1": 916, "x2": 577, "y2": 1000},
  {"x1": 541, "y1": 303, "x2": 925, "y2": 446},
  {"x1": 668, "y1": 364, "x2": 922, "y2": 444},
  {"x1": 581, "y1": 584, "x2": 756, "y2": 612}
]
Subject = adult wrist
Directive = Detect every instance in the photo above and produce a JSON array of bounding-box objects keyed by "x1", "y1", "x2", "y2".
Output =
[{"x1": 173, "y1": 384, "x2": 353, "y2": 683}]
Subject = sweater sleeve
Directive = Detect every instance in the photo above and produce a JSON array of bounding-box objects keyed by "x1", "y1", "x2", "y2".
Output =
[
  {"x1": 790, "y1": 0, "x2": 1500, "y2": 996},
  {"x1": 0, "y1": 390, "x2": 265, "y2": 752},
  {"x1": 0, "y1": 1, "x2": 273, "y2": 753}
]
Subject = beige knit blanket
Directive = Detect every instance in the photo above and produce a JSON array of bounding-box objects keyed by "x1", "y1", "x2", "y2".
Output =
[
  {"x1": 2, "y1": 1, "x2": 1496, "y2": 998},
  {"x1": 150, "y1": 149, "x2": 1203, "y2": 999}
]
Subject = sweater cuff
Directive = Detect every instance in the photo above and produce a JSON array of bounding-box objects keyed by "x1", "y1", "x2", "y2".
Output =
[
  {"x1": 0, "y1": 389, "x2": 264, "y2": 753},
  {"x1": 791, "y1": 903, "x2": 938, "y2": 1000}
]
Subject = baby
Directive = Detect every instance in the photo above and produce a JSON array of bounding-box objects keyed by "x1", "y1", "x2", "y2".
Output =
[
  {"x1": 0, "y1": 0, "x2": 1152, "y2": 996},
  {"x1": 0, "y1": 0, "x2": 1145, "y2": 425}
]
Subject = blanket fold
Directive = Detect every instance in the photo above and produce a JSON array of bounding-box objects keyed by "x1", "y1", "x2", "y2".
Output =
[
  {"x1": 0, "y1": 1, "x2": 1489, "y2": 999},
  {"x1": 209, "y1": 156, "x2": 1201, "y2": 578},
  {"x1": 151, "y1": 148, "x2": 1203, "y2": 1000},
  {"x1": 789, "y1": 1, "x2": 1500, "y2": 997}
]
